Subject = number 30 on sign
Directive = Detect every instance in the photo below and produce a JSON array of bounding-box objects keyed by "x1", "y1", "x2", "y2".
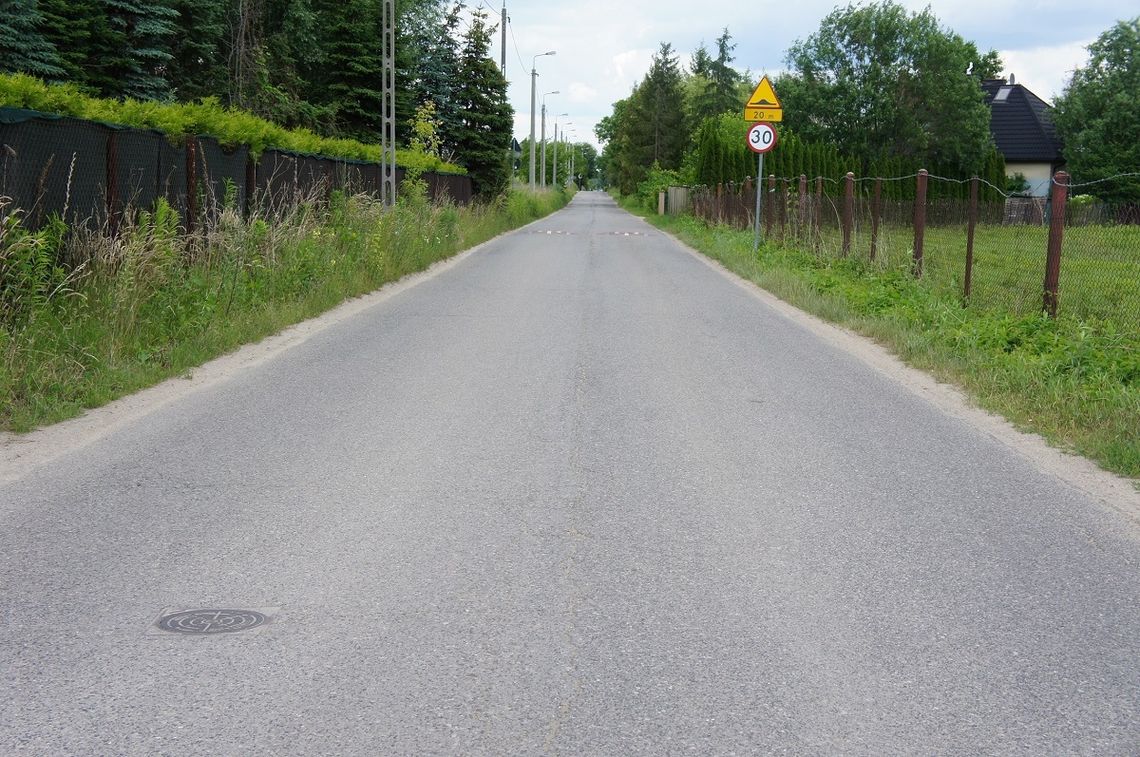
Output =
[{"x1": 747, "y1": 122, "x2": 777, "y2": 154}]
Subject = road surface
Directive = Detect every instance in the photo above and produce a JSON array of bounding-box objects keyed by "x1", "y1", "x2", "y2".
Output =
[{"x1": 2, "y1": 193, "x2": 1138, "y2": 754}]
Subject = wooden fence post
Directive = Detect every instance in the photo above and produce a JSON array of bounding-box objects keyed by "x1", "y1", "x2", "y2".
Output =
[
  {"x1": 842, "y1": 171, "x2": 854, "y2": 257},
  {"x1": 1043, "y1": 171, "x2": 1069, "y2": 317},
  {"x1": 913, "y1": 169, "x2": 928, "y2": 277},
  {"x1": 870, "y1": 177, "x2": 882, "y2": 262},
  {"x1": 965, "y1": 176, "x2": 978, "y2": 303}
]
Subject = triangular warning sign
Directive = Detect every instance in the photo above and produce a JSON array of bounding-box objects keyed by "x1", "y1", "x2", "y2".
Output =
[{"x1": 746, "y1": 76, "x2": 781, "y2": 109}]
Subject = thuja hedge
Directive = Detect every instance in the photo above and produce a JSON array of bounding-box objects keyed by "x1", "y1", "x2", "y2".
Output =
[{"x1": 0, "y1": 73, "x2": 464, "y2": 175}]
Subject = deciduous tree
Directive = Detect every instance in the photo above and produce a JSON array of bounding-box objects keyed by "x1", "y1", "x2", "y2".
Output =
[
  {"x1": 777, "y1": 1, "x2": 1000, "y2": 174},
  {"x1": 1053, "y1": 17, "x2": 1140, "y2": 202}
]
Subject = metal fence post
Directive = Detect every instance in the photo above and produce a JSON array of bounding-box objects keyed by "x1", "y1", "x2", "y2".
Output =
[
  {"x1": 244, "y1": 154, "x2": 256, "y2": 219},
  {"x1": 870, "y1": 176, "x2": 882, "y2": 262},
  {"x1": 765, "y1": 174, "x2": 776, "y2": 238},
  {"x1": 185, "y1": 137, "x2": 198, "y2": 234},
  {"x1": 798, "y1": 174, "x2": 807, "y2": 242},
  {"x1": 1044, "y1": 171, "x2": 1069, "y2": 317},
  {"x1": 965, "y1": 176, "x2": 978, "y2": 303},
  {"x1": 913, "y1": 168, "x2": 928, "y2": 277},
  {"x1": 779, "y1": 178, "x2": 788, "y2": 242},
  {"x1": 842, "y1": 171, "x2": 854, "y2": 257},
  {"x1": 813, "y1": 176, "x2": 823, "y2": 254},
  {"x1": 105, "y1": 131, "x2": 120, "y2": 237}
]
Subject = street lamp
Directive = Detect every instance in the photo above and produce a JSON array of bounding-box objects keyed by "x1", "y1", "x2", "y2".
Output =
[
  {"x1": 567, "y1": 130, "x2": 578, "y2": 189},
  {"x1": 529, "y1": 51, "x2": 555, "y2": 190},
  {"x1": 540, "y1": 91, "x2": 558, "y2": 187},
  {"x1": 553, "y1": 114, "x2": 568, "y2": 185}
]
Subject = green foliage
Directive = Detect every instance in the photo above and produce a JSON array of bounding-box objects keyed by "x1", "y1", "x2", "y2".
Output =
[
  {"x1": 1053, "y1": 17, "x2": 1140, "y2": 203},
  {"x1": 166, "y1": 0, "x2": 228, "y2": 102},
  {"x1": 103, "y1": 0, "x2": 179, "y2": 101},
  {"x1": 0, "y1": 73, "x2": 465, "y2": 173},
  {"x1": 635, "y1": 164, "x2": 683, "y2": 210},
  {"x1": 778, "y1": 1, "x2": 1000, "y2": 175},
  {"x1": 452, "y1": 8, "x2": 513, "y2": 197},
  {"x1": 692, "y1": 113, "x2": 752, "y2": 186},
  {"x1": 0, "y1": 210, "x2": 70, "y2": 324},
  {"x1": 0, "y1": 0, "x2": 64, "y2": 80},
  {"x1": 689, "y1": 28, "x2": 746, "y2": 123},
  {"x1": 604, "y1": 43, "x2": 688, "y2": 195}
]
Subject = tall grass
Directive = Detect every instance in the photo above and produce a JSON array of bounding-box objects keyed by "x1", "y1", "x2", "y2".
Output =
[
  {"x1": 0, "y1": 184, "x2": 570, "y2": 431},
  {"x1": 638, "y1": 208, "x2": 1140, "y2": 481}
]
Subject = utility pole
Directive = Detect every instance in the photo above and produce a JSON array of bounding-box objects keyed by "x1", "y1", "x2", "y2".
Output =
[
  {"x1": 540, "y1": 92, "x2": 557, "y2": 188},
  {"x1": 500, "y1": 1, "x2": 507, "y2": 75},
  {"x1": 552, "y1": 125, "x2": 558, "y2": 187},
  {"x1": 380, "y1": 0, "x2": 396, "y2": 206},
  {"x1": 529, "y1": 51, "x2": 555, "y2": 191}
]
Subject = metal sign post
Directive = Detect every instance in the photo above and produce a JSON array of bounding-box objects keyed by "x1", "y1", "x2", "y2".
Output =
[
  {"x1": 754, "y1": 153, "x2": 764, "y2": 253},
  {"x1": 746, "y1": 122, "x2": 778, "y2": 254}
]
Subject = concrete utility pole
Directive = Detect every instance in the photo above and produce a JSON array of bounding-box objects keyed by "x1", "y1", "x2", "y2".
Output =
[
  {"x1": 529, "y1": 51, "x2": 555, "y2": 191},
  {"x1": 500, "y1": 1, "x2": 507, "y2": 74},
  {"x1": 540, "y1": 91, "x2": 558, "y2": 187},
  {"x1": 553, "y1": 114, "x2": 568, "y2": 186},
  {"x1": 380, "y1": 0, "x2": 396, "y2": 206}
]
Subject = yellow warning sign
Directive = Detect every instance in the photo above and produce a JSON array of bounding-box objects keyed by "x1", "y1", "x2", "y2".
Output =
[{"x1": 743, "y1": 75, "x2": 783, "y2": 122}]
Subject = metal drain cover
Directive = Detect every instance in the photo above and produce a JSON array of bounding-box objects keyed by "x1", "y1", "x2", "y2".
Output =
[{"x1": 154, "y1": 608, "x2": 270, "y2": 635}]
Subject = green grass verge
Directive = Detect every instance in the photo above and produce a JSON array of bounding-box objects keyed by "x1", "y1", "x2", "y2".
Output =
[
  {"x1": 632, "y1": 203, "x2": 1140, "y2": 481},
  {"x1": 0, "y1": 186, "x2": 571, "y2": 432}
]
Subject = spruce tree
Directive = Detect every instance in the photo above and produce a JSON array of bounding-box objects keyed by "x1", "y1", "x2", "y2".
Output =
[
  {"x1": 103, "y1": 0, "x2": 179, "y2": 100},
  {"x1": 453, "y1": 9, "x2": 512, "y2": 197},
  {"x1": 39, "y1": 0, "x2": 111, "y2": 89},
  {"x1": 319, "y1": 0, "x2": 384, "y2": 140},
  {"x1": 167, "y1": 0, "x2": 227, "y2": 101},
  {"x1": 0, "y1": 0, "x2": 63, "y2": 79}
]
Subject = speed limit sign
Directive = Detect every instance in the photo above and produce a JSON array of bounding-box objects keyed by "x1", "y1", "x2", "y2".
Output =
[{"x1": 747, "y1": 122, "x2": 777, "y2": 154}]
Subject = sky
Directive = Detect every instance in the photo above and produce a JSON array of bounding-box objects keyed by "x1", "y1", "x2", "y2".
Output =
[{"x1": 476, "y1": 0, "x2": 1134, "y2": 150}]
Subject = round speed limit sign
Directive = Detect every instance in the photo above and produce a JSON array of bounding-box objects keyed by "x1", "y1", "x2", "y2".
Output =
[{"x1": 747, "y1": 122, "x2": 778, "y2": 154}]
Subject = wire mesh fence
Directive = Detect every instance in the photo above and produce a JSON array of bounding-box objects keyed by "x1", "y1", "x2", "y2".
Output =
[
  {"x1": 0, "y1": 107, "x2": 473, "y2": 235},
  {"x1": 685, "y1": 171, "x2": 1140, "y2": 329}
]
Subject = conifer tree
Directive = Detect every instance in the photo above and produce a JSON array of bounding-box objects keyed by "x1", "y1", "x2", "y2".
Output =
[
  {"x1": 453, "y1": 9, "x2": 512, "y2": 197},
  {"x1": 167, "y1": 0, "x2": 228, "y2": 101},
  {"x1": 0, "y1": 0, "x2": 63, "y2": 79},
  {"x1": 103, "y1": 0, "x2": 179, "y2": 100}
]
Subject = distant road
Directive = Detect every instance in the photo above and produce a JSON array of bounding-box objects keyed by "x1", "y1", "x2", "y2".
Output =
[{"x1": 2, "y1": 192, "x2": 1137, "y2": 754}]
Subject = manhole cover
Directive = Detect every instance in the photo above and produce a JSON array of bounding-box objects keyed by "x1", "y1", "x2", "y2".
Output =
[{"x1": 155, "y1": 609, "x2": 268, "y2": 635}]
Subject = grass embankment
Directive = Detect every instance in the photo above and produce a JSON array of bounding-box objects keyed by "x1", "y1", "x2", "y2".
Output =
[
  {"x1": 1, "y1": 186, "x2": 571, "y2": 431},
  {"x1": 634, "y1": 205, "x2": 1139, "y2": 480}
]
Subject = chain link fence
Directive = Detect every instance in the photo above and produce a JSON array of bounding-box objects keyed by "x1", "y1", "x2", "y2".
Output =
[
  {"x1": 683, "y1": 171, "x2": 1140, "y2": 329},
  {"x1": 0, "y1": 108, "x2": 473, "y2": 234}
]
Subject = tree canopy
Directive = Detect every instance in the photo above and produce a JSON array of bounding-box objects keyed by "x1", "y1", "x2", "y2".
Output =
[
  {"x1": 776, "y1": 1, "x2": 1000, "y2": 174},
  {"x1": 1053, "y1": 17, "x2": 1140, "y2": 202}
]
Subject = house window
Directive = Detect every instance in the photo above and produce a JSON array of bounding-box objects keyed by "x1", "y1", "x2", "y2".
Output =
[{"x1": 994, "y1": 87, "x2": 1012, "y2": 102}]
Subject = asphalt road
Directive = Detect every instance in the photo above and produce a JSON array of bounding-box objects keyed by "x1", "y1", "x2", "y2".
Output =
[{"x1": 2, "y1": 192, "x2": 1138, "y2": 755}]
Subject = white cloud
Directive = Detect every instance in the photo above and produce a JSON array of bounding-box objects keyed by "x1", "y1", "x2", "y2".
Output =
[
  {"x1": 997, "y1": 40, "x2": 1092, "y2": 103},
  {"x1": 495, "y1": 0, "x2": 1119, "y2": 149}
]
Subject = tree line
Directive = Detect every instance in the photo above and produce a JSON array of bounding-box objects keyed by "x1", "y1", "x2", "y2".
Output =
[
  {"x1": 0, "y1": 0, "x2": 516, "y2": 196},
  {"x1": 598, "y1": 3, "x2": 1139, "y2": 204}
]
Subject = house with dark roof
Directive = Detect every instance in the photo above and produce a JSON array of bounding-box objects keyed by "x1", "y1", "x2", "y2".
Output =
[{"x1": 982, "y1": 76, "x2": 1065, "y2": 197}]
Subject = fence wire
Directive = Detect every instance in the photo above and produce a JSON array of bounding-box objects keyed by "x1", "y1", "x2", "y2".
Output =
[{"x1": 680, "y1": 173, "x2": 1140, "y2": 329}]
